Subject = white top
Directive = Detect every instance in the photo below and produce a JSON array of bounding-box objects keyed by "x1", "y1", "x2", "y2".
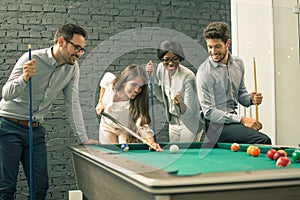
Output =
[
  {"x1": 99, "y1": 72, "x2": 153, "y2": 138},
  {"x1": 153, "y1": 62, "x2": 203, "y2": 133}
]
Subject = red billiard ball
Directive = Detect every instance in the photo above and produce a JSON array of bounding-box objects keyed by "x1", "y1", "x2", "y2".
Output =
[
  {"x1": 276, "y1": 156, "x2": 291, "y2": 167},
  {"x1": 292, "y1": 150, "x2": 300, "y2": 163},
  {"x1": 250, "y1": 146, "x2": 260, "y2": 157},
  {"x1": 231, "y1": 143, "x2": 240, "y2": 152},
  {"x1": 267, "y1": 149, "x2": 277, "y2": 160},
  {"x1": 273, "y1": 151, "x2": 285, "y2": 161}
]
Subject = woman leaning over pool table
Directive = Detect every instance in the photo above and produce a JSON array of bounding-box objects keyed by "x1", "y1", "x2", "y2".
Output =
[{"x1": 95, "y1": 64, "x2": 163, "y2": 151}]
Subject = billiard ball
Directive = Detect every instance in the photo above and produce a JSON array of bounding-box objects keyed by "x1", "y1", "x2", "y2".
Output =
[
  {"x1": 247, "y1": 146, "x2": 256, "y2": 155},
  {"x1": 277, "y1": 149, "x2": 287, "y2": 157},
  {"x1": 273, "y1": 151, "x2": 285, "y2": 161},
  {"x1": 276, "y1": 156, "x2": 291, "y2": 167},
  {"x1": 170, "y1": 144, "x2": 179, "y2": 154},
  {"x1": 249, "y1": 146, "x2": 260, "y2": 157},
  {"x1": 231, "y1": 143, "x2": 240, "y2": 152},
  {"x1": 292, "y1": 150, "x2": 300, "y2": 163},
  {"x1": 267, "y1": 149, "x2": 277, "y2": 160},
  {"x1": 120, "y1": 143, "x2": 129, "y2": 152}
]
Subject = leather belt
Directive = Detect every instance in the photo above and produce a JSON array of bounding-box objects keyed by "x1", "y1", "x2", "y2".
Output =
[{"x1": 1, "y1": 116, "x2": 40, "y2": 128}]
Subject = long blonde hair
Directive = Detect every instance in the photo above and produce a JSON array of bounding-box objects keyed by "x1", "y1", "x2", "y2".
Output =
[{"x1": 113, "y1": 64, "x2": 151, "y2": 126}]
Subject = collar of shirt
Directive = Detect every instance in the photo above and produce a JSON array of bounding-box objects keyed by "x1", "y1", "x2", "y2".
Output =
[
  {"x1": 47, "y1": 47, "x2": 58, "y2": 67},
  {"x1": 173, "y1": 64, "x2": 180, "y2": 77},
  {"x1": 208, "y1": 52, "x2": 233, "y2": 68}
]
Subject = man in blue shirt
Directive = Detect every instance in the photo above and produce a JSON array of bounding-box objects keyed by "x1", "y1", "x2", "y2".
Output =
[
  {"x1": 0, "y1": 24, "x2": 100, "y2": 200},
  {"x1": 196, "y1": 22, "x2": 271, "y2": 144}
]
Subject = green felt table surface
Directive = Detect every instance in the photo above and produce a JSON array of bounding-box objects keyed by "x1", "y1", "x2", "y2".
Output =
[{"x1": 90, "y1": 143, "x2": 300, "y2": 176}]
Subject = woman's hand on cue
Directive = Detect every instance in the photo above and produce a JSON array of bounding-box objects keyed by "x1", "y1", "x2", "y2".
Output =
[
  {"x1": 95, "y1": 102, "x2": 105, "y2": 115},
  {"x1": 149, "y1": 143, "x2": 163, "y2": 152},
  {"x1": 145, "y1": 60, "x2": 155, "y2": 77}
]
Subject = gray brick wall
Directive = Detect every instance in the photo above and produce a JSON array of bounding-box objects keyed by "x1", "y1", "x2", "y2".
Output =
[{"x1": 0, "y1": 0, "x2": 230, "y2": 199}]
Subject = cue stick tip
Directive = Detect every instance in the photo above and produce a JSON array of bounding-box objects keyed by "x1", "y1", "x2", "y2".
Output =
[{"x1": 28, "y1": 44, "x2": 31, "y2": 49}]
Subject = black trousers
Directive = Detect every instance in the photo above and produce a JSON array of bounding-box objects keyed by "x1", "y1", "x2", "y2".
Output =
[{"x1": 204, "y1": 119, "x2": 272, "y2": 144}]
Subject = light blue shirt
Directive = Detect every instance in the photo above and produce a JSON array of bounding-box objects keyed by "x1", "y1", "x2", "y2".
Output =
[
  {"x1": 0, "y1": 47, "x2": 88, "y2": 142},
  {"x1": 196, "y1": 53, "x2": 252, "y2": 124}
]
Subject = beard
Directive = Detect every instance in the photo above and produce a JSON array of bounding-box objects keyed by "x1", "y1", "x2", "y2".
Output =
[
  {"x1": 211, "y1": 49, "x2": 227, "y2": 63},
  {"x1": 64, "y1": 54, "x2": 78, "y2": 65},
  {"x1": 68, "y1": 54, "x2": 78, "y2": 65}
]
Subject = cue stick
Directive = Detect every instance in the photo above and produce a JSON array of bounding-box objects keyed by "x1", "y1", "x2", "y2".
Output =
[
  {"x1": 28, "y1": 44, "x2": 34, "y2": 200},
  {"x1": 253, "y1": 57, "x2": 259, "y2": 121},
  {"x1": 149, "y1": 72, "x2": 157, "y2": 142},
  {"x1": 101, "y1": 112, "x2": 159, "y2": 151}
]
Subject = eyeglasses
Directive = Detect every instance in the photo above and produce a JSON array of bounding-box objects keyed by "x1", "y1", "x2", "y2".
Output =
[
  {"x1": 162, "y1": 56, "x2": 180, "y2": 64},
  {"x1": 65, "y1": 38, "x2": 86, "y2": 54}
]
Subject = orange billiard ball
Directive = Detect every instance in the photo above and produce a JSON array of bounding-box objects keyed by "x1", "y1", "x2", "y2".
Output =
[
  {"x1": 250, "y1": 146, "x2": 260, "y2": 157},
  {"x1": 231, "y1": 143, "x2": 240, "y2": 152},
  {"x1": 247, "y1": 145, "x2": 256, "y2": 155}
]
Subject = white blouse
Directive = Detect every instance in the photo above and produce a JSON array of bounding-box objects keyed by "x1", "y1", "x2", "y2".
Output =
[{"x1": 100, "y1": 72, "x2": 153, "y2": 139}]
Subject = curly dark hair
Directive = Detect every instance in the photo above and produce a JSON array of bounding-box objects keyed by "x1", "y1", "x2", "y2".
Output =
[{"x1": 157, "y1": 40, "x2": 185, "y2": 62}]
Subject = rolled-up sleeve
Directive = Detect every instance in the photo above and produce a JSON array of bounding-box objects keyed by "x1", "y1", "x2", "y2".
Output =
[{"x1": 2, "y1": 53, "x2": 28, "y2": 100}]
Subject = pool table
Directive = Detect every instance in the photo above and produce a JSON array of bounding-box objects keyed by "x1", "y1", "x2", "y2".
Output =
[{"x1": 68, "y1": 142, "x2": 300, "y2": 200}]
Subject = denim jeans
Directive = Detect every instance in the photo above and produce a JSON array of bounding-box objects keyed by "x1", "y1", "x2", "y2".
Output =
[{"x1": 0, "y1": 118, "x2": 49, "y2": 200}]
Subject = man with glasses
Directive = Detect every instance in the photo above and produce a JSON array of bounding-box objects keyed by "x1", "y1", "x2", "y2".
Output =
[
  {"x1": 146, "y1": 40, "x2": 204, "y2": 143},
  {"x1": 0, "y1": 23, "x2": 100, "y2": 200},
  {"x1": 64, "y1": 38, "x2": 86, "y2": 55}
]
